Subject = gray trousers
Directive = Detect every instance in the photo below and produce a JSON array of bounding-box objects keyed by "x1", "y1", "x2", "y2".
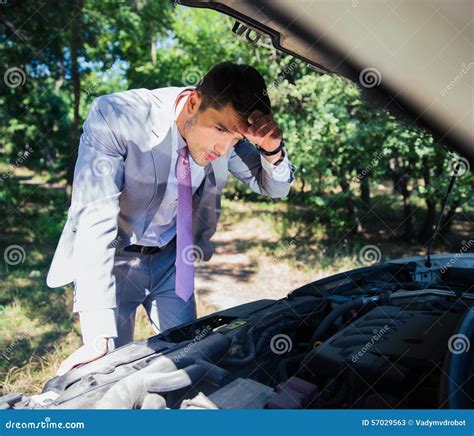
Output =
[{"x1": 109, "y1": 236, "x2": 197, "y2": 350}]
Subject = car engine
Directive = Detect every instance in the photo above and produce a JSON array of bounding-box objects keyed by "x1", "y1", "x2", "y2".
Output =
[{"x1": 1, "y1": 257, "x2": 473, "y2": 410}]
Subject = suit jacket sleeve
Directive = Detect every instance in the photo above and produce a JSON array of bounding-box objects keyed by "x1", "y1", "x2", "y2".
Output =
[
  {"x1": 228, "y1": 139, "x2": 296, "y2": 198},
  {"x1": 68, "y1": 95, "x2": 127, "y2": 339}
]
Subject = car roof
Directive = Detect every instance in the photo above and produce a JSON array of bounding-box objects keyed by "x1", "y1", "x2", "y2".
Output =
[{"x1": 179, "y1": 0, "x2": 473, "y2": 164}]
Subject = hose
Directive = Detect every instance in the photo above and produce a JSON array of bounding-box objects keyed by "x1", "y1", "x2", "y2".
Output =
[
  {"x1": 308, "y1": 296, "x2": 380, "y2": 347},
  {"x1": 97, "y1": 364, "x2": 205, "y2": 409},
  {"x1": 222, "y1": 310, "x2": 326, "y2": 366},
  {"x1": 277, "y1": 351, "x2": 308, "y2": 381},
  {"x1": 96, "y1": 354, "x2": 178, "y2": 409},
  {"x1": 96, "y1": 354, "x2": 230, "y2": 409}
]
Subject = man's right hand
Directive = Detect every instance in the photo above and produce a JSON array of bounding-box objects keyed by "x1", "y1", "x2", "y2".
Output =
[{"x1": 55, "y1": 336, "x2": 110, "y2": 376}]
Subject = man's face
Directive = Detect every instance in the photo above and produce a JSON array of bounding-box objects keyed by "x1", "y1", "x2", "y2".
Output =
[{"x1": 182, "y1": 92, "x2": 245, "y2": 166}]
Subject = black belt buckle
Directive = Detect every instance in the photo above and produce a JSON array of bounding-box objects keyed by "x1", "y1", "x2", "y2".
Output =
[
  {"x1": 123, "y1": 244, "x2": 161, "y2": 254},
  {"x1": 140, "y1": 245, "x2": 160, "y2": 254},
  {"x1": 123, "y1": 236, "x2": 176, "y2": 255}
]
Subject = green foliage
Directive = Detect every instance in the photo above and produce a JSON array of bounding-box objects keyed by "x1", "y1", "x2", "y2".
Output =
[{"x1": 0, "y1": 2, "x2": 471, "y2": 239}]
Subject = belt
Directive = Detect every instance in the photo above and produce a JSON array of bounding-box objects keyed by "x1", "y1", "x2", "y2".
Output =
[{"x1": 123, "y1": 236, "x2": 176, "y2": 255}]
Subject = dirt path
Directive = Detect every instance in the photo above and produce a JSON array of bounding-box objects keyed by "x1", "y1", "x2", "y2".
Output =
[{"x1": 194, "y1": 216, "x2": 316, "y2": 314}]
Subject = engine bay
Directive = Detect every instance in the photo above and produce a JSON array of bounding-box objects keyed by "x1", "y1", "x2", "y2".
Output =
[{"x1": 2, "y1": 257, "x2": 473, "y2": 410}]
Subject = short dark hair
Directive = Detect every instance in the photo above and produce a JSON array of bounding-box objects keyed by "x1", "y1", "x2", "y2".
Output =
[{"x1": 195, "y1": 62, "x2": 271, "y2": 119}]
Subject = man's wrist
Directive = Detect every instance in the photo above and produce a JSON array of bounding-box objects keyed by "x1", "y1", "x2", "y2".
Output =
[
  {"x1": 263, "y1": 149, "x2": 283, "y2": 165},
  {"x1": 256, "y1": 137, "x2": 285, "y2": 157},
  {"x1": 92, "y1": 335, "x2": 110, "y2": 353}
]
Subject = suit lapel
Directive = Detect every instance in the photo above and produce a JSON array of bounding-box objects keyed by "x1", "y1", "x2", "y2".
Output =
[
  {"x1": 142, "y1": 88, "x2": 179, "y2": 232},
  {"x1": 199, "y1": 155, "x2": 227, "y2": 196},
  {"x1": 149, "y1": 125, "x2": 173, "y2": 209}
]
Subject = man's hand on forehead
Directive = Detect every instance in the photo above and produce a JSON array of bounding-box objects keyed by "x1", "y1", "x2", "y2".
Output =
[{"x1": 237, "y1": 110, "x2": 283, "y2": 152}]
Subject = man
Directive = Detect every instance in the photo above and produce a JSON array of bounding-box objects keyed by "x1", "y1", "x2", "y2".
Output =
[{"x1": 47, "y1": 62, "x2": 296, "y2": 375}]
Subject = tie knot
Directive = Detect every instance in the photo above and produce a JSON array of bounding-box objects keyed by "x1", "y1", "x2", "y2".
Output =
[{"x1": 178, "y1": 145, "x2": 188, "y2": 159}]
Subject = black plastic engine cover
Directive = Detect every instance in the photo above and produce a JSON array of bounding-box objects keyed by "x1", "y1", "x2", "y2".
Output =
[{"x1": 304, "y1": 305, "x2": 462, "y2": 384}]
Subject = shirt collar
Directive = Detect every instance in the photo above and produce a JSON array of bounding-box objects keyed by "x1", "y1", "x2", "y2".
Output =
[
  {"x1": 177, "y1": 127, "x2": 187, "y2": 151},
  {"x1": 174, "y1": 92, "x2": 190, "y2": 153}
]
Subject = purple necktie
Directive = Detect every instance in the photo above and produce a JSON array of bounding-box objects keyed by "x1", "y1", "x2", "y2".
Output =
[{"x1": 175, "y1": 145, "x2": 195, "y2": 302}]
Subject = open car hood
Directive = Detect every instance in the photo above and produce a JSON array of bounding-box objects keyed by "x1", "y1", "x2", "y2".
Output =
[{"x1": 178, "y1": 0, "x2": 473, "y2": 164}]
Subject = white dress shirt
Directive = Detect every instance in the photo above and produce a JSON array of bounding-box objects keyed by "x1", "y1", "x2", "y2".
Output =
[
  {"x1": 137, "y1": 94, "x2": 206, "y2": 247},
  {"x1": 79, "y1": 92, "x2": 292, "y2": 344}
]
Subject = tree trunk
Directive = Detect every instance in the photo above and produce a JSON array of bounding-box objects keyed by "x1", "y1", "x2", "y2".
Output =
[
  {"x1": 418, "y1": 157, "x2": 436, "y2": 243},
  {"x1": 340, "y1": 178, "x2": 364, "y2": 235},
  {"x1": 67, "y1": 0, "x2": 84, "y2": 187},
  {"x1": 300, "y1": 178, "x2": 305, "y2": 194},
  {"x1": 317, "y1": 173, "x2": 323, "y2": 196},
  {"x1": 419, "y1": 200, "x2": 436, "y2": 244},
  {"x1": 54, "y1": 59, "x2": 66, "y2": 92},
  {"x1": 150, "y1": 33, "x2": 157, "y2": 65},
  {"x1": 359, "y1": 174, "x2": 371, "y2": 207},
  {"x1": 400, "y1": 192, "x2": 414, "y2": 241},
  {"x1": 389, "y1": 157, "x2": 413, "y2": 241},
  {"x1": 439, "y1": 199, "x2": 461, "y2": 239}
]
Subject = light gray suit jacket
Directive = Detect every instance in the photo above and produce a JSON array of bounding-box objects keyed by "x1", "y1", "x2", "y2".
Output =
[{"x1": 46, "y1": 86, "x2": 296, "y2": 313}]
